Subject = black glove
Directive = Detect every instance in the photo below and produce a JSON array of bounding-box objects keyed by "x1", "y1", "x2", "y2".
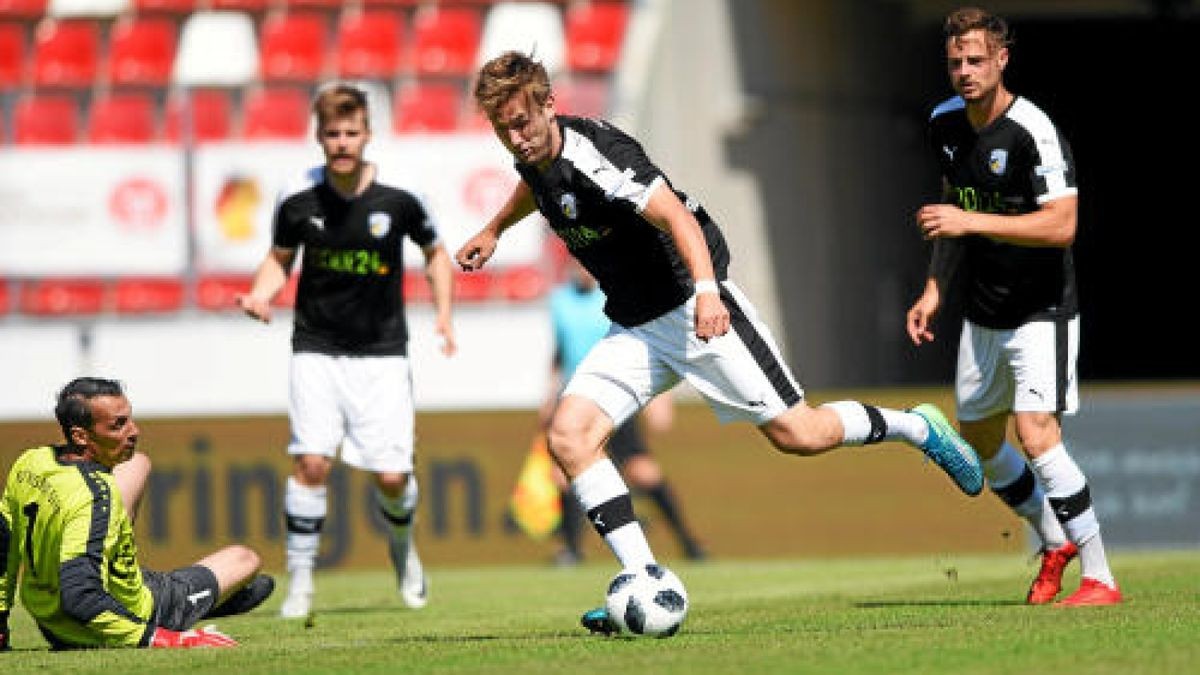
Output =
[{"x1": 0, "y1": 610, "x2": 10, "y2": 651}]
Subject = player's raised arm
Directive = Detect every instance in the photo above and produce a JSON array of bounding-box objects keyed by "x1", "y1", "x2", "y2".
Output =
[
  {"x1": 238, "y1": 247, "x2": 296, "y2": 323},
  {"x1": 640, "y1": 182, "x2": 730, "y2": 341},
  {"x1": 455, "y1": 181, "x2": 536, "y2": 271}
]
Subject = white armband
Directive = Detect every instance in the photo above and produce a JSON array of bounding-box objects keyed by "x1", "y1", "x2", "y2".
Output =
[{"x1": 693, "y1": 279, "x2": 719, "y2": 296}]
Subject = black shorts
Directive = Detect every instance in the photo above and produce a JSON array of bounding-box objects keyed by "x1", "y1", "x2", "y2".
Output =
[
  {"x1": 143, "y1": 565, "x2": 221, "y2": 631},
  {"x1": 606, "y1": 416, "x2": 649, "y2": 466}
]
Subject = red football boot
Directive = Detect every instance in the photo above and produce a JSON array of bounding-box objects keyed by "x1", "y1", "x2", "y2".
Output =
[
  {"x1": 1057, "y1": 577, "x2": 1123, "y2": 606},
  {"x1": 1027, "y1": 542, "x2": 1078, "y2": 605}
]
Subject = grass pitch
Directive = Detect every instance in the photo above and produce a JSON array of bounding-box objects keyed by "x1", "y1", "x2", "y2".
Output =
[{"x1": 3, "y1": 551, "x2": 1197, "y2": 674}]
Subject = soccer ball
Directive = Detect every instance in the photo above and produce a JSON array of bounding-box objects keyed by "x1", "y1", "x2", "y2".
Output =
[{"x1": 604, "y1": 564, "x2": 689, "y2": 638}]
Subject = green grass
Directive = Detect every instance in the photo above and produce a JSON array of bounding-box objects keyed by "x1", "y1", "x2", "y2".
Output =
[{"x1": 3, "y1": 551, "x2": 1197, "y2": 674}]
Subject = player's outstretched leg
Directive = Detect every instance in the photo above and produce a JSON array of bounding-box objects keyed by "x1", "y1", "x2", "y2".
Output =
[{"x1": 910, "y1": 404, "x2": 985, "y2": 496}]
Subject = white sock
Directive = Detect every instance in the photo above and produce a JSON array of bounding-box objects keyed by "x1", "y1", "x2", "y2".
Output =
[
  {"x1": 1031, "y1": 444, "x2": 1115, "y2": 586},
  {"x1": 571, "y1": 458, "x2": 656, "y2": 568},
  {"x1": 284, "y1": 477, "x2": 326, "y2": 594},
  {"x1": 983, "y1": 442, "x2": 1067, "y2": 548},
  {"x1": 822, "y1": 401, "x2": 927, "y2": 446},
  {"x1": 377, "y1": 477, "x2": 419, "y2": 577}
]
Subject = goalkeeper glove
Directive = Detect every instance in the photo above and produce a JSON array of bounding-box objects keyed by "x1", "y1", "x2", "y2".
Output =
[
  {"x1": 150, "y1": 624, "x2": 238, "y2": 648},
  {"x1": 0, "y1": 610, "x2": 10, "y2": 651}
]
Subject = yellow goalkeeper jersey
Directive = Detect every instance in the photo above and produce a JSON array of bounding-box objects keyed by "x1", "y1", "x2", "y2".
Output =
[{"x1": 1, "y1": 445, "x2": 155, "y2": 648}]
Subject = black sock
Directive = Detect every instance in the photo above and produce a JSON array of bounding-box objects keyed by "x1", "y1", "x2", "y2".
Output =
[
  {"x1": 645, "y1": 482, "x2": 700, "y2": 551},
  {"x1": 559, "y1": 490, "x2": 584, "y2": 556}
]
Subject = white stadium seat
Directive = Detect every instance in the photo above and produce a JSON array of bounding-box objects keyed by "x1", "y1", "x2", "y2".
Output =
[
  {"x1": 172, "y1": 11, "x2": 259, "y2": 87},
  {"x1": 476, "y1": 1, "x2": 565, "y2": 76}
]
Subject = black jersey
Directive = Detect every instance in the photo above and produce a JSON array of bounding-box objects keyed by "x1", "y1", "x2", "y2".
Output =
[
  {"x1": 516, "y1": 116, "x2": 730, "y2": 327},
  {"x1": 273, "y1": 167, "x2": 439, "y2": 355},
  {"x1": 929, "y1": 95, "x2": 1079, "y2": 329}
]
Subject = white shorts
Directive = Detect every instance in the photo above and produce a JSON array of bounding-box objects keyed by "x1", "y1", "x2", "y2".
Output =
[
  {"x1": 563, "y1": 281, "x2": 804, "y2": 426},
  {"x1": 287, "y1": 352, "x2": 415, "y2": 473},
  {"x1": 955, "y1": 316, "x2": 1080, "y2": 421}
]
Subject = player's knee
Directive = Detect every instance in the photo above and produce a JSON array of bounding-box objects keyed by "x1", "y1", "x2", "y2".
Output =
[
  {"x1": 229, "y1": 544, "x2": 262, "y2": 575},
  {"x1": 1014, "y1": 413, "x2": 1060, "y2": 453},
  {"x1": 761, "y1": 408, "x2": 833, "y2": 456},
  {"x1": 293, "y1": 455, "x2": 332, "y2": 485}
]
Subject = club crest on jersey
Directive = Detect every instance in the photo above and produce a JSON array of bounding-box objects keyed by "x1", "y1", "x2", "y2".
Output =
[
  {"x1": 559, "y1": 193, "x2": 579, "y2": 220},
  {"x1": 988, "y1": 149, "x2": 1008, "y2": 175},
  {"x1": 368, "y1": 212, "x2": 391, "y2": 238}
]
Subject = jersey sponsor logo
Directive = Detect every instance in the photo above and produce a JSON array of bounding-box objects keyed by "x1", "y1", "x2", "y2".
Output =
[
  {"x1": 556, "y1": 224, "x2": 608, "y2": 251},
  {"x1": 988, "y1": 149, "x2": 1008, "y2": 175},
  {"x1": 368, "y1": 212, "x2": 391, "y2": 238},
  {"x1": 559, "y1": 193, "x2": 579, "y2": 220},
  {"x1": 310, "y1": 247, "x2": 390, "y2": 276},
  {"x1": 949, "y1": 185, "x2": 1005, "y2": 214}
]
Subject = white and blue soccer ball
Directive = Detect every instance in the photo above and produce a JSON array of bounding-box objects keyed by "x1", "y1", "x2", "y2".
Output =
[{"x1": 604, "y1": 564, "x2": 689, "y2": 638}]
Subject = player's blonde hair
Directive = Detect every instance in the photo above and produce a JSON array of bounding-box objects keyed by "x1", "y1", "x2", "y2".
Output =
[
  {"x1": 473, "y1": 51, "x2": 552, "y2": 120},
  {"x1": 312, "y1": 83, "x2": 370, "y2": 130},
  {"x1": 944, "y1": 6, "x2": 1013, "y2": 51}
]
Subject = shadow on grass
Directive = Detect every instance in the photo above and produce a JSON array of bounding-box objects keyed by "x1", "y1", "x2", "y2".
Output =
[{"x1": 854, "y1": 598, "x2": 1025, "y2": 608}]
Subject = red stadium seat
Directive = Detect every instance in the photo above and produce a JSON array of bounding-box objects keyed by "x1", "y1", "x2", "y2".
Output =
[
  {"x1": 409, "y1": 6, "x2": 480, "y2": 77},
  {"x1": 454, "y1": 270, "x2": 492, "y2": 302},
  {"x1": 164, "y1": 88, "x2": 233, "y2": 142},
  {"x1": 107, "y1": 16, "x2": 177, "y2": 87},
  {"x1": 19, "y1": 278, "x2": 106, "y2": 316},
  {"x1": 133, "y1": 0, "x2": 196, "y2": 13},
  {"x1": 553, "y1": 76, "x2": 609, "y2": 118},
  {"x1": 113, "y1": 278, "x2": 185, "y2": 314},
  {"x1": 284, "y1": 0, "x2": 342, "y2": 9},
  {"x1": 0, "y1": 0, "x2": 48, "y2": 18},
  {"x1": 499, "y1": 265, "x2": 548, "y2": 302},
  {"x1": 211, "y1": 0, "x2": 271, "y2": 10},
  {"x1": 13, "y1": 93, "x2": 79, "y2": 144},
  {"x1": 0, "y1": 23, "x2": 24, "y2": 90},
  {"x1": 335, "y1": 10, "x2": 403, "y2": 79},
  {"x1": 242, "y1": 86, "x2": 310, "y2": 139},
  {"x1": 0, "y1": 279, "x2": 9, "y2": 315},
  {"x1": 196, "y1": 274, "x2": 252, "y2": 311},
  {"x1": 565, "y1": 1, "x2": 628, "y2": 73},
  {"x1": 88, "y1": 92, "x2": 157, "y2": 144},
  {"x1": 32, "y1": 19, "x2": 99, "y2": 88},
  {"x1": 393, "y1": 82, "x2": 460, "y2": 133},
  {"x1": 260, "y1": 12, "x2": 327, "y2": 83}
]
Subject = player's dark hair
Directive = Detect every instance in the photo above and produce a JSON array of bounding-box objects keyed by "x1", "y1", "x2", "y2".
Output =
[
  {"x1": 944, "y1": 6, "x2": 1013, "y2": 50},
  {"x1": 473, "y1": 51, "x2": 552, "y2": 119},
  {"x1": 313, "y1": 83, "x2": 370, "y2": 130},
  {"x1": 55, "y1": 377, "x2": 124, "y2": 442}
]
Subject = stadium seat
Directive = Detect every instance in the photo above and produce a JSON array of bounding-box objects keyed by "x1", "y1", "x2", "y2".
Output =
[
  {"x1": 47, "y1": 0, "x2": 130, "y2": 17},
  {"x1": 393, "y1": 82, "x2": 460, "y2": 133},
  {"x1": 210, "y1": 0, "x2": 270, "y2": 11},
  {"x1": 259, "y1": 11, "x2": 327, "y2": 83},
  {"x1": 107, "y1": 15, "x2": 176, "y2": 87},
  {"x1": 112, "y1": 277, "x2": 184, "y2": 313},
  {"x1": 552, "y1": 75, "x2": 609, "y2": 118},
  {"x1": 31, "y1": 18, "x2": 100, "y2": 88},
  {"x1": 334, "y1": 10, "x2": 403, "y2": 79},
  {"x1": 499, "y1": 265, "x2": 548, "y2": 302},
  {"x1": 0, "y1": 23, "x2": 24, "y2": 90},
  {"x1": 0, "y1": 279, "x2": 9, "y2": 315},
  {"x1": 13, "y1": 92, "x2": 79, "y2": 144},
  {"x1": 565, "y1": 1, "x2": 627, "y2": 73},
  {"x1": 454, "y1": 270, "x2": 493, "y2": 302},
  {"x1": 87, "y1": 92, "x2": 157, "y2": 143},
  {"x1": 164, "y1": 88, "x2": 233, "y2": 142},
  {"x1": 195, "y1": 274, "x2": 251, "y2": 310},
  {"x1": 242, "y1": 86, "x2": 310, "y2": 139},
  {"x1": 0, "y1": 0, "x2": 49, "y2": 18},
  {"x1": 172, "y1": 11, "x2": 259, "y2": 87},
  {"x1": 409, "y1": 6, "x2": 480, "y2": 77},
  {"x1": 19, "y1": 278, "x2": 106, "y2": 316},
  {"x1": 477, "y1": 1, "x2": 565, "y2": 76},
  {"x1": 283, "y1": 0, "x2": 341, "y2": 9},
  {"x1": 133, "y1": 0, "x2": 195, "y2": 13}
]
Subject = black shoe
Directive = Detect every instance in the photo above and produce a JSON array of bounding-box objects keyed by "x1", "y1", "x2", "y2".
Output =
[
  {"x1": 580, "y1": 607, "x2": 619, "y2": 636},
  {"x1": 205, "y1": 574, "x2": 275, "y2": 619},
  {"x1": 684, "y1": 541, "x2": 709, "y2": 562}
]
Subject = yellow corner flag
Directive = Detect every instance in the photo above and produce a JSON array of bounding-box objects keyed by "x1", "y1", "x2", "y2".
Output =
[{"x1": 508, "y1": 433, "x2": 562, "y2": 540}]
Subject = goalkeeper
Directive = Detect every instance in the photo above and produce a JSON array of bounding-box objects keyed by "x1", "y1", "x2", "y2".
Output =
[{"x1": 1, "y1": 377, "x2": 274, "y2": 650}]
